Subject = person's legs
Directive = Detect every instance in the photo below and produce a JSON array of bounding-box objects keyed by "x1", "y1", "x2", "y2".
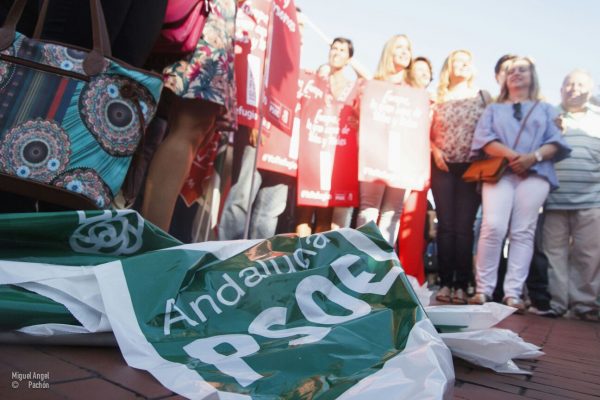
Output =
[
  {"x1": 278, "y1": 173, "x2": 297, "y2": 234},
  {"x1": 331, "y1": 207, "x2": 352, "y2": 230},
  {"x1": 451, "y1": 165, "x2": 481, "y2": 291},
  {"x1": 569, "y1": 208, "x2": 600, "y2": 315},
  {"x1": 504, "y1": 175, "x2": 550, "y2": 300},
  {"x1": 356, "y1": 181, "x2": 385, "y2": 227},
  {"x1": 314, "y1": 207, "x2": 334, "y2": 233},
  {"x1": 543, "y1": 210, "x2": 571, "y2": 315},
  {"x1": 218, "y1": 145, "x2": 262, "y2": 240},
  {"x1": 430, "y1": 162, "x2": 457, "y2": 290},
  {"x1": 250, "y1": 183, "x2": 288, "y2": 239},
  {"x1": 378, "y1": 186, "x2": 406, "y2": 246},
  {"x1": 474, "y1": 177, "x2": 514, "y2": 298},
  {"x1": 142, "y1": 97, "x2": 219, "y2": 231},
  {"x1": 525, "y1": 212, "x2": 552, "y2": 310},
  {"x1": 295, "y1": 206, "x2": 314, "y2": 237},
  {"x1": 397, "y1": 188, "x2": 428, "y2": 284}
]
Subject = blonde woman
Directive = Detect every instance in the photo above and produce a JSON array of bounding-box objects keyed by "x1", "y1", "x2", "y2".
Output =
[
  {"x1": 469, "y1": 57, "x2": 571, "y2": 311},
  {"x1": 430, "y1": 50, "x2": 491, "y2": 304},
  {"x1": 356, "y1": 34, "x2": 412, "y2": 246}
]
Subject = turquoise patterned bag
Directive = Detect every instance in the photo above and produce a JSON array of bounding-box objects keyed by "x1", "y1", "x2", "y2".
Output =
[{"x1": 0, "y1": 0, "x2": 163, "y2": 209}]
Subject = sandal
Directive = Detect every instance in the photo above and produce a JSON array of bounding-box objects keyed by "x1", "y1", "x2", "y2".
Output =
[
  {"x1": 468, "y1": 292, "x2": 491, "y2": 305},
  {"x1": 574, "y1": 310, "x2": 600, "y2": 323},
  {"x1": 435, "y1": 286, "x2": 451, "y2": 303},
  {"x1": 451, "y1": 288, "x2": 467, "y2": 304},
  {"x1": 503, "y1": 297, "x2": 526, "y2": 314}
]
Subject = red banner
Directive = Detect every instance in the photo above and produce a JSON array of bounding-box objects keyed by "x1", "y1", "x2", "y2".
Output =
[
  {"x1": 255, "y1": 121, "x2": 297, "y2": 176},
  {"x1": 358, "y1": 81, "x2": 431, "y2": 190},
  {"x1": 256, "y1": 70, "x2": 318, "y2": 176},
  {"x1": 235, "y1": 0, "x2": 300, "y2": 135},
  {"x1": 180, "y1": 132, "x2": 222, "y2": 206},
  {"x1": 297, "y1": 77, "x2": 359, "y2": 207},
  {"x1": 262, "y1": 0, "x2": 301, "y2": 134},
  {"x1": 234, "y1": 0, "x2": 271, "y2": 128}
]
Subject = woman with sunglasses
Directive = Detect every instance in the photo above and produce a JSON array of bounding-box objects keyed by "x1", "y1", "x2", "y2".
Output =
[
  {"x1": 469, "y1": 56, "x2": 571, "y2": 312},
  {"x1": 430, "y1": 50, "x2": 491, "y2": 304}
]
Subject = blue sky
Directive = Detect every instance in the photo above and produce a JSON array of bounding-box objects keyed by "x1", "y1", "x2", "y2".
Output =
[{"x1": 295, "y1": 0, "x2": 600, "y2": 104}]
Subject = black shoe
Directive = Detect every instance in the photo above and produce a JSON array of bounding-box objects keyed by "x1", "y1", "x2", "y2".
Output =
[{"x1": 527, "y1": 305, "x2": 559, "y2": 318}]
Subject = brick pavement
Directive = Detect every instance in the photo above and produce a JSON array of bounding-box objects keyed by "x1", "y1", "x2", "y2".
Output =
[{"x1": 1, "y1": 314, "x2": 599, "y2": 399}]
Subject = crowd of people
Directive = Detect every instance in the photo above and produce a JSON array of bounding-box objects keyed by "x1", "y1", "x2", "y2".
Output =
[{"x1": 0, "y1": 1, "x2": 598, "y2": 321}]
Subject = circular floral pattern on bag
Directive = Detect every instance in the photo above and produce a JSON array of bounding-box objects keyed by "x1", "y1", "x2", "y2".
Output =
[
  {"x1": 42, "y1": 44, "x2": 88, "y2": 74},
  {"x1": 52, "y1": 168, "x2": 112, "y2": 208},
  {"x1": 0, "y1": 42, "x2": 16, "y2": 90},
  {"x1": 79, "y1": 75, "x2": 156, "y2": 156},
  {"x1": 0, "y1": 119, "x2": 71, "y2": 182}
]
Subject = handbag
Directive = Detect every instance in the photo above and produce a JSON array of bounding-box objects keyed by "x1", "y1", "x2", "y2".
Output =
[
  {"x1": 462, "y1": 101, "x2": 539, "y2": 183},
  {"x1": 153, "y1": 0, "x2": 210, "y2": 55},
  {"x1": 0, "y1": 0, "x2": 163, "y2": 209}
]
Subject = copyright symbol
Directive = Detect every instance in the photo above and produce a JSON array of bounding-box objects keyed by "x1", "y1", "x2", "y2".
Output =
[{"x1": 11, "y1": 381, "x2": 19, "y2": 389}]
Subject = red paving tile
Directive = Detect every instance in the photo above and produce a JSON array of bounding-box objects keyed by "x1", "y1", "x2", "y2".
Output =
[
  {"x1": 40, "y1": 346, "x2": 173, "y2": 398},
  {"x1": 51, "y1": 378, "x2": 141, "y2": 399},
  {"x1": 455, "y1": 313, "x2": 600, "y2": 400},
  {"x1": 0, "y1": 313, "x2": 598, "y2": 399}
]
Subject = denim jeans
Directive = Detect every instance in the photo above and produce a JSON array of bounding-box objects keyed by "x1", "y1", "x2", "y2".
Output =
[
  {"x1": 430, "y1": 161, "x2": 481, "y2": 290},
  {"x1": 356, "y1": 181, "x2": 405, "y2": 246},
  {"x1": 219, "y1": 145, "x2": 290, "y2": 240}
]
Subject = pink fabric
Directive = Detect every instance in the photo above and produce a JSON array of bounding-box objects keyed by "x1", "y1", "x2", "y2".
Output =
[
  {"x1": 155, "y1": 0, "x2": 208, "y2": 54},
  {"x1": 165, "y1": 0, "x2": 200, "y2": 22}
]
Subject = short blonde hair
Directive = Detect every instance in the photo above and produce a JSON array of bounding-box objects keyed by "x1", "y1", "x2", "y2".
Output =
[
  {"x1": 436, "y1": 50, "x2": 475, "y2": 102},
  {"x1": 374, "y1": 34, "x2": 412, "y2": 82},
  {"x1": 497, "y1": 56, "x2": 542, "y2": 102}
]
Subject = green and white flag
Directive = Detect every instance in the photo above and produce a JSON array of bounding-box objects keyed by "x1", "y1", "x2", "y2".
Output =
[{"x1": 0, "y1": 211, "x2": 454, "y2": 399}]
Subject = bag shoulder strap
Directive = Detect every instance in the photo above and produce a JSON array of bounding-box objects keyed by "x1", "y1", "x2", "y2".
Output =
[
  {"x1": 478, "y1": 90, "x2": 487, "y2": 107},
  {"x1": 512, "y1": 100, "x2": 540, "y2": 149},
  {"x1": 0, "y1": 0, "x2": 111, "y2": 75}
]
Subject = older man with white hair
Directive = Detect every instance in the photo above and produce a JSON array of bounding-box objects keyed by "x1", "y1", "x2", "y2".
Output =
[{"x1": 543, "y1": 70, "x2": 600, "y2": 321}]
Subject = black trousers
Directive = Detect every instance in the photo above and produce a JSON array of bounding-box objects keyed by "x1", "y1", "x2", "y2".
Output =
[
  {"x1": 430, "y1": 160, "x2": 481, "y2": 290},
  {"x1": 525, "y1": 213, "x2": 551, "y2": 308}
]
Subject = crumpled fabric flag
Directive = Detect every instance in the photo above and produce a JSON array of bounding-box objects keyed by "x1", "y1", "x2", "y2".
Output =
[{"x1": 0, "y1": 210, "x2": 454, "y2": 399}]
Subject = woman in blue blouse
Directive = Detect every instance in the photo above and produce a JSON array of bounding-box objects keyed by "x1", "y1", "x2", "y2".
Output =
[{"x1": 469, "y1": 56, "x2": 571, "y2": 312}]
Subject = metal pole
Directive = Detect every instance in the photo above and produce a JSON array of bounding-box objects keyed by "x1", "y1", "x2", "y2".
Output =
[{"x1": 243, "y1": 0, "x2": 275, "y2": 240}]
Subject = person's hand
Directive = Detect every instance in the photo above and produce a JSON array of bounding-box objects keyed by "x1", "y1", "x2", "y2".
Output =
[
  {"x1": 554, "y1": 115, "x2": 566, "y2": 132},
  {"x1": 249, "y1": 128, "x2": 261, "y2": 147},
  {"x1": 432, "y1": 147, "x2": 449, "y2": 172},
  {"x1": 508, "y1": 153, "x2": 536, "y2": 175}
]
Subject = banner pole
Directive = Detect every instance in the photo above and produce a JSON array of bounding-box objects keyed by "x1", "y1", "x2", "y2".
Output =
[{"x1": 243, "y1": 0, "x2": 276, "y2": 240}]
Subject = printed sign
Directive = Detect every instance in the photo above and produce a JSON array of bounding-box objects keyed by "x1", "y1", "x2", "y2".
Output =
[
  {"x1": 261, "y1": 0, "x2": 301, "y2": 134},
  {"x1": 358, "y1": 81, "x2": 431, "y2": 190},
  {"x1": 234, "y1": 0, "x2": 271, "y2": 128},
  {"x1": 297, "y1": 77, "x2": 359, "y2": 207}
]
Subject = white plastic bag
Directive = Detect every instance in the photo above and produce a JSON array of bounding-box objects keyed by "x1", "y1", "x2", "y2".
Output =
[
  {"x1": 426, "y1": 303, "x2": 515, "y2": 332},
  {"x1": 440, "y1": 328, "x2": 543, "y2": 374},
  {"x1": 406, "y1": 275, "x2": 433, "y2": 307}
]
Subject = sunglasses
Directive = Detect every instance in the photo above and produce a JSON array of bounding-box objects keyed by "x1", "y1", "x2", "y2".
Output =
[{"x1": 513, "y1": 102, "x2": 522, "y2": 121}]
